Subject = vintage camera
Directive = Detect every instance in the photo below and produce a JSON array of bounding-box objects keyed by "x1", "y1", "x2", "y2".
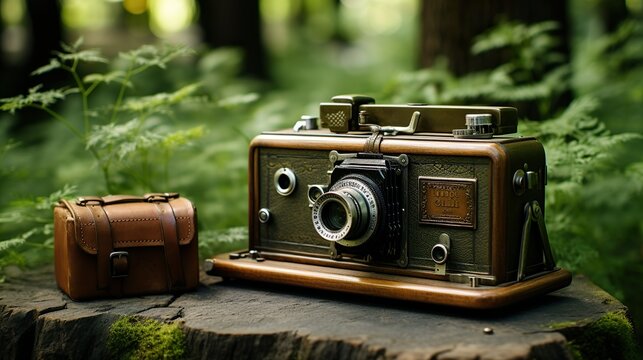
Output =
[{"x1": 207, "y1": 95, "x2": 571, "y2": 309}]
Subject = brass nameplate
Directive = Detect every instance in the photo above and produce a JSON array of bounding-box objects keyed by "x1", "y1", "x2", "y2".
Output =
[{"x1": 419, "y1": 177, "x2": 476, "y2": 228}]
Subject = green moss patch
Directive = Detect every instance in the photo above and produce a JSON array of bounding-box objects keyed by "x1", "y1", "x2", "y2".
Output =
[
  {"x1": 107, "y1": 316, "x2": 186, "y2": 360},
  {"x1": 566, "y1": 311, "x2": 640, "y2": 360}
]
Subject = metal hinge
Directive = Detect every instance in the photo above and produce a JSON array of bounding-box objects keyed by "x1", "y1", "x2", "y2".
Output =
[{"x1": 229, "y1": 249, "x2": 265, "y2": 262}]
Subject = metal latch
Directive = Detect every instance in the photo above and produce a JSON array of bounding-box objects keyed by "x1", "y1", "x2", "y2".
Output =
[{"x1": 359, "y1": 110, "x2": 421, "y2": 136}]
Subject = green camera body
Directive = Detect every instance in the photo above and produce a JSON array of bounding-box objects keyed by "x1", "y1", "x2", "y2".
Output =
[{"x1": 207, "y1": 95, "x2": 571, "y2": 309}]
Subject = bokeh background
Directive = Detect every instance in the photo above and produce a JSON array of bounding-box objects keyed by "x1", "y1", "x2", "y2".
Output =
[{"x1": 1, "y1": 0, "x2": 642, "y2": 347}]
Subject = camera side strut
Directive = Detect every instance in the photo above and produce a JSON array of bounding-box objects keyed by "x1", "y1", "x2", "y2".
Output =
[{"x1": 517, "y1": 201, "x2": 556, "y2": 281}]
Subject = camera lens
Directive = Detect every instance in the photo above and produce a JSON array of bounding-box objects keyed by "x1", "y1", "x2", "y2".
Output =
[
  {"x1": 321, "y1": 200, "x2": 348, "y2": 231},
  {"x1": 311, "y1": 176, "x2": 380, "y2": 247}
]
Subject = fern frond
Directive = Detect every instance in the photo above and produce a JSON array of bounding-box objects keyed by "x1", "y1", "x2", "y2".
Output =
[
  {"x1": 0, "y1": 86, "x2": 78, "y2": 113},
  {"x1": 84, "y1": 70, "x2": 128, "y2": 86},
  {"x1": 0, "y1": 237, "x2": 27, "y2": 252},
  {"x1": 121, "y1": 83, "x2": 201, "y2": 113},
  {"x1": 31, "y1": 59, "x2": 63, "y2": 76},
  {"x1": 120, "y1": 44, "x2": 194, "y2": 72},
  {"x1": 161, "y1": 126, "x2": 205, "y2": 149},
  {"x1": 55, "y1": 49, "x2": 107, "y2": 64},
  {"x1": 472, "y1": 20, "x2": 559, "y2": 55}
]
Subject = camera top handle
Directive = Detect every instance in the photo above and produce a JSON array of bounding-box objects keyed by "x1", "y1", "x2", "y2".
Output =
[{"x1": 320, "y1": 95, "x2": 518, "y2": 136}]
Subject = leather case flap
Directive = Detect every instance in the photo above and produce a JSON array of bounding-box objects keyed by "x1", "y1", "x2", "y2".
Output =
[{"x1": 61, "y1": 195, "x2": 196, "y2": 255}]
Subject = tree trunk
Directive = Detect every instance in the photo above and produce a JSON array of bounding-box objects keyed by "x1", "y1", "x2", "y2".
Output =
[
  {"x1": 596, "y1": 0, "x2": 629, "y2": 33},
  {"x1": 419, "y1": 0, "x2": 570, "y2": 76},
  {"x1": 7, "y1": 0, "x2": 64, "y2": 133},
  {"x1": 197, "y1": 0, "x2": 268, "y2": 79}
]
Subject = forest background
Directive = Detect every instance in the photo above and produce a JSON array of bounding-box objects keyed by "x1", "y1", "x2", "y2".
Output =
[{"x1": 1, "y1": 0, "x2": 642, "y2": 346}]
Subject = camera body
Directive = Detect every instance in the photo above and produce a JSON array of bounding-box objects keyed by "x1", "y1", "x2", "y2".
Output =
[{"x1": 207, "y1": 95, "x2": 571, "y2": 308}]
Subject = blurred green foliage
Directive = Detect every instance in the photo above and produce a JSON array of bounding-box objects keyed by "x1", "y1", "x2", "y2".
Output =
[{"x1": 384, "y1": 20, "x2": 570, "y2": 117}]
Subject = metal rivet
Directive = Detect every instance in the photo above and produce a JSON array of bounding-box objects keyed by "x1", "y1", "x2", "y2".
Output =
[{"x1": 258, "y1": 208, "x2": 271, "y2": 223}]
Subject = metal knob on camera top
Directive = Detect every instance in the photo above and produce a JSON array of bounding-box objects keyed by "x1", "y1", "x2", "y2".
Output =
[{"x1": 453, "y1": 114, "x2": 494, "y2": 139}]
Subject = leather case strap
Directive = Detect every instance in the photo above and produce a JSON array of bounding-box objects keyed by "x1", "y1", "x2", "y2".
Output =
[
  {"x1": 155, "y1": 201, "x2": 186, "y2": 290},
  {"x1": 87, "y1": 203, "x2": 113, "y2": 291}
]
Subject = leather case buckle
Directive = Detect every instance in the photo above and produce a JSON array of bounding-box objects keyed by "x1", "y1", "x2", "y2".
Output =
[
  {"x1": 76, "y1": 196, "x2": 104, "y2": 206},
  {"x1": 144, "y1": 192, "x2": 180, "y2": 202},
  {"x1": 110, "y1": 251, "x2": 129, "y2": 278}
]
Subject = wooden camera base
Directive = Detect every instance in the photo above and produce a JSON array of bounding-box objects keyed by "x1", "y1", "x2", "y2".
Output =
[{"x1": 207, "y1": 252, "x2": 572, "y2": 309}]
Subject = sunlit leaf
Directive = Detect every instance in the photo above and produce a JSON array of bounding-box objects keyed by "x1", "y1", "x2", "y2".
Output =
[
  {"x1": 56, "y1": 49, "x2": 108, "y2": 64},
  {"x1": 31, "y1": 59, "x2": 63, "y2": 76},
  {"x1": 84, "y1": 70, "x2": 128, "y2": 85},
  {"x1": 120, "y1": 43, "x2": 194, "y2": 72},
  {"x1": 121, "y1": 83, "x2": 201, "y2": 113},
  {"x1": 161, "y1": 126, "x2": 205, "y2": 149}
]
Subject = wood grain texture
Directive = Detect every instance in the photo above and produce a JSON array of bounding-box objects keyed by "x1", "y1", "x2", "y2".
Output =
[{"x1": 208, "y1": 253, "x2": 571, "y2": 309}]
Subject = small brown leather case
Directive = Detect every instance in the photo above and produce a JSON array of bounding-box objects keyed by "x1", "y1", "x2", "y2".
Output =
[{"x1": 54, "y1": 193, "x2": 199, "y2": 300}]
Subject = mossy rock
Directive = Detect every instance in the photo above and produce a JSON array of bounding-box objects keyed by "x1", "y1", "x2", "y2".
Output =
[
  {"x1": 554, "y1": 310, "x2": 640, "y2": 360},
  {"x1": 108, "y1": 316, "x2": 186, "y2": 360}
]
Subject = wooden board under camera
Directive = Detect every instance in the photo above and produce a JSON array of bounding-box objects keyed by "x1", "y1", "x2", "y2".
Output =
[{"x1": 206, "y1": 252, "x2": 572, "y2": 310}]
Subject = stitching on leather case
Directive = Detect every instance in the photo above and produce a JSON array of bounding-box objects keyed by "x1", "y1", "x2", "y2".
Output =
[
  {"x1": 176, "y1": 216, "x2": 192, "y2": 242},
  {"x1": 116, "y1": 239, "x2": 161, "y2": 244},
  {"x1": 109, "y1": 218, "x2": 157, "y2": 223},
  {"x1": 80, "y1": 222, "x2": 96, "y2": 250},
  {"x1": 79, "y1": 220, "x2": 95, "y2": 252},
  {"x1": 80, "y1": 224, "x2": 88, "y2": 250},
  {"x1": 78, "y1": 214, "x2": 194, "y2": 247}
]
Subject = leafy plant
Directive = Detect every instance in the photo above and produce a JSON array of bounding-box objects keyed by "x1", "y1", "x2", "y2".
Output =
[
  {"x1": 0, "y1": 183, "x2": 76, "y2": 282},
  {"x1": 519, "y1": 98, "x2": 642, "y2": 271},
  {"x1": 0, "y1": 38, "x2": 204, "y2": 193},
  {"x1": 384, "y1": 21, "x2": 570, "y2": 117}
]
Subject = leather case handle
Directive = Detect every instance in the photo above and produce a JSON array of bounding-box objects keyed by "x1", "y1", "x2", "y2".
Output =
[{"x1": 76, "y1": 193, "x2": 179, "y2": 206}]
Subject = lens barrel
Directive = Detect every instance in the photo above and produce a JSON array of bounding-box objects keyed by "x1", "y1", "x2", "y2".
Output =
[{"x1": 311, "y1": 177, "x2": 379, "y2": 248}]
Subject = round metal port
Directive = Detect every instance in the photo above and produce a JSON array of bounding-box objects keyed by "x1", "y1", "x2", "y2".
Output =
[
  {"x1": 431, "y1": 243, "x2": 449, "y2": 264},
  {"x1": 274, "y1": 168, "x2": 297, "y2": 196}
]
